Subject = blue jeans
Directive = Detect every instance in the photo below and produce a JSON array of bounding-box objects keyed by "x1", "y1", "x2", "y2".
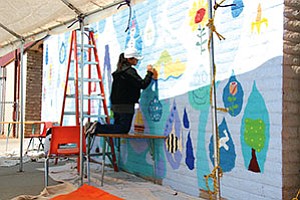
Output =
[{"x1": 94, "y1": 112, "x2": 134, "y2": 133}]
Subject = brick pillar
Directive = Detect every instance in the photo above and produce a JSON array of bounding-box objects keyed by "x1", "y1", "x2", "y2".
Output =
[
  {"x1": 24, "y1": 49, "x2": 43, "y2": 137},
  {"x1": 283, "y1": 1, "x2": 300, "y2": 199}
]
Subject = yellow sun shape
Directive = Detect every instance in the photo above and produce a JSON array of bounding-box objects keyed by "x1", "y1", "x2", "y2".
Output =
[{"x1": 189, "y1": 0, "x2": 208, "y2": 32}]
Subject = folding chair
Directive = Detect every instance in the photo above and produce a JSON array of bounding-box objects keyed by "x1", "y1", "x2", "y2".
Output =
[
  {"x1": 26, "y1": 121, "x2": 53, "y2": 153},
  {"x1": 44, "y1": 125, "x2": 89, "y2": 186}
]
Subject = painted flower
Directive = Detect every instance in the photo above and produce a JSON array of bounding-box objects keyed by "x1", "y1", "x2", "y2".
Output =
[{"x1": 189, "y1": 0, "x2": 208, "y2": 31}]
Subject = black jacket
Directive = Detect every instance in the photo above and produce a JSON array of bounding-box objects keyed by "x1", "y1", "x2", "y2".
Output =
[{"x1": 110, "y1": 63, "x2": 153, "y2": 105}]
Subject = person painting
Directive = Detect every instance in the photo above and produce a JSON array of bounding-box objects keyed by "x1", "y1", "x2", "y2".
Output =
[{"x1": 85, "y1": 48, "x2": 156, "y2": 135}]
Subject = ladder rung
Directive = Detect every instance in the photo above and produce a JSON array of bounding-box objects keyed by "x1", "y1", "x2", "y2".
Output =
[
  {"x1": 63, "y1": 111, "x2": 76, "y2": 115},
  {"x1": 68, "y1": 60, "x2": 98, "y2": 66},
  {"x1": 68, "y1": 78, "x2": 102, "y2": 84},
  {"x1": 81, "y1": 78, "x2": 101, "y2": 82},
  {"x1": 66, "y1": 94, "x2": 104, "y2": 100},
  {"x1": 62, "y1": 112, "x2": 106, "y2": 118},
  {"x1": 83, "y1": 94, "x2": 104, "y2": 100},
  {"x1": 77, "y1": 44, "x2": 95, "y2": 49},
  {"x1": 84, "y1": 61, "x2": 98, "y2": 65},
  {"x1": 66, "y1": 94, "x2": 76, "y2": 98}
]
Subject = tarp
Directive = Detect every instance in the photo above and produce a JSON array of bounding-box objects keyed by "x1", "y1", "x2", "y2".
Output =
[{"x1": 0, "y1": 0, "x2": 127, "y2": 57}]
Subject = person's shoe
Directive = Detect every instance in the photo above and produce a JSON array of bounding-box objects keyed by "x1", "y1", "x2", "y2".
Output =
[{"x1": 85, "y1": 121, "x2": 98, "y2": 135}]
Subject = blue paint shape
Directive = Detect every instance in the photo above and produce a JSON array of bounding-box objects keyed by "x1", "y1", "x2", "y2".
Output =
[
  {"x1": 223, "y1": 72, "x2": 244, "y2": 116},
  {"x1": 45, "y1": 44, "x2": 48, "y2": 65},
  {"x1": 59, "y1": 42, "x2": 66, "y2": 64},
  {"x1": 183, "y1": 107, "x2": 190, "y2": 129},
  {"x1": 125, "y1": 11, "x2": 143, "y2": 52},
  {"x1": 103, "y1": 45, "x2": 112, "y2": 90},
  {"x1": 231, "y1": 0, "x2": 244, "y2": 18},
  {"x1": 209, "y1": 118, "x2": 236, "y2": 172},
  {"x1": 185, "y1": 131, "x2": 195, "y2": 170},
  {"x1": 240, "y1": 81, "x2": 270, "y2": 173},
  {"x1": 140, "y1": 80, "x2": 163, "y2": 122}
]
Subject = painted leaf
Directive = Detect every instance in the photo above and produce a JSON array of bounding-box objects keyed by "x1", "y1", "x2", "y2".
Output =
[
  {"x1": 185, "y1": 131, "x2": 195, "y2": 170},
  {"x1": 223, "y1": 73, "x2": 244, "y2": 116},
  {"x1": 231, "y1": 0, "x2": 244, "y2": 18},
  {"x1": 241, "y1": 81, "x2": 270, "y2": 173},
  {"x1": 183, "y1": 107, "x2": 190, "y2": 129}
]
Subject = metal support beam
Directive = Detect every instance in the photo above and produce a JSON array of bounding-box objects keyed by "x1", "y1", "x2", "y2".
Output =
[
  {"x1": 60, "y1": 0, "x2": 83, "y2": 16},
  {"x1": 79, "y1": 15, "x2": 85, "y2": 186},
  {"x1": 19, "y1": 38, "x2": 25, "y2": 172},
  {"x1": 0, "y1": 21, "x2": 26, "y2": 172},
  {"x1": 208, "y1": 0, "x2": 221, "y2": 199},
  {"x1": 0, "y1": 22, "x2": 22, "y2": 39}
]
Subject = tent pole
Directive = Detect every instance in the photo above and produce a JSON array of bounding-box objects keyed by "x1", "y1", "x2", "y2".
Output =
[
  {"x1": 79, "y1": 15, "x2": 85, "y2": 186},
  {"x1": 207, "y1": 0, "x2": 221, "y2": 199},
  {"x1": 19, "y1": 39, "x2": 25, "y2": 172}
]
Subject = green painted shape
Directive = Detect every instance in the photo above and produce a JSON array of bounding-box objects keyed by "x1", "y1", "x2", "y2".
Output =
[{"x1": 244, "y1": 118, "x2": 266, "y2": 153}]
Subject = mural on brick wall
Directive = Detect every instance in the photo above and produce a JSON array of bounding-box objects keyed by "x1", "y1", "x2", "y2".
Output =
[{"x1": 42, "y1": 0, "x2": 283, "y2": 199}]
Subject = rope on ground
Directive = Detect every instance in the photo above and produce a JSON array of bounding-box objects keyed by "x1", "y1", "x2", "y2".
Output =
[{"x1": 204, "y1": 165, "x2": 223, "y2": 200}]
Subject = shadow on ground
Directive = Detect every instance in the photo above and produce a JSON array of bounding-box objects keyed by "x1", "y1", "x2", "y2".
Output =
[{"x1": 0, "y1": 161, "x2": 60, "y2": 200}]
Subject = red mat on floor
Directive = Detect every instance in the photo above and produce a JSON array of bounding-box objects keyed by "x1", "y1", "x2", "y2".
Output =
[{"x1": 51, "y1": 184, "x2": 123, "y2": 200}]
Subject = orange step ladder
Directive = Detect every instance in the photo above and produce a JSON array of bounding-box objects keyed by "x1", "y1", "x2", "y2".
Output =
[{"x1": 60, "y1": 27, "x2": 118, "y2": 172}]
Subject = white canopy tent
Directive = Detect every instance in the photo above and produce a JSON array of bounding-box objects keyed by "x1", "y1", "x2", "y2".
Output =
[{"x1": 0, "y1": 0, "x2": 130, "y2": 57}]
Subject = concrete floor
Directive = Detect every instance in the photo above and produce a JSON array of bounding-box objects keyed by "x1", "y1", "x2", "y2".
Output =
[
  {"x1": 0, "y1": 162, "x2": 60, "y2": 200},
  {"x1": 0, "y1": 137, "x2": 204, "y2": 200}
]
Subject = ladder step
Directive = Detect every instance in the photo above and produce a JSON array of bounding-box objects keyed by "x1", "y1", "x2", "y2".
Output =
[
  {"x1": 81, "y1": 78, "x2": 101, "y2": 82},
  {"x1": 77, "y1": 44, "x2": 95, "y2": 49},
  {"x1": 83, "y1": 114, "x2": 107, "y2": 118},
  {"x1": 66, "y1": 94, "x2": 104, "y2": 100},
  {"x1": 68, "y1": 77, "x2": 101, "y2": 82},
  {"x1": 68, "y1": 60, "x2": 98, "y2": 66},
  {"x1": 63, "y1": 111, "x2": 76, "y2": 116},
  {"x1": 84, "y1": 61, "x2": 98, "y2": 65},
  {"x1": 66, "y1": 94, "x2": 76, "y2": 98},
  {"x1": 83, "y1": 94, "x2": 104, "y2": 100},
  {"x1": 63, "y1": 112, "x2": 106, "y2": 118}
]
